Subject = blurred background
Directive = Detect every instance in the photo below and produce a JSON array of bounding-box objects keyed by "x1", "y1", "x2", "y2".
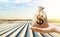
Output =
[{"x1": 0, "y1": 0, "x2": 60, "y2": 23}]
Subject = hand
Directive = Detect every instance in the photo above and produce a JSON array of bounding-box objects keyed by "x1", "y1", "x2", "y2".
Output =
[{"x1": 30, "y1": 24, "x2": 56, "y2": 33}]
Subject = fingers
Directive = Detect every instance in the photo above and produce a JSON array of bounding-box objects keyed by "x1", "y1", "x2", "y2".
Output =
[
  {"x1": 30, "y1": 27, "x2": 48, "y2": 33},
  {"x1": 30, "y1": 27, "x2": 41, "y2": 31},
  {"x1": 30, "y1": 27, "x2": 43, "y2": 33},
  {"x1": 30, "y1": 27, "x2": 47, "y2": 31}
]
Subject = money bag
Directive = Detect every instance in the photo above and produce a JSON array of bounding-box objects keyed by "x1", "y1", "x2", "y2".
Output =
[{"x1": 32, "y1": 6, "x2": 48, "y2": 28}]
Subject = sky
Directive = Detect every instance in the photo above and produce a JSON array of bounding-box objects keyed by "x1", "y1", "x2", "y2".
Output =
[{"x1": 0, "y1": 0, "x2": 60, "y2": 19}]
